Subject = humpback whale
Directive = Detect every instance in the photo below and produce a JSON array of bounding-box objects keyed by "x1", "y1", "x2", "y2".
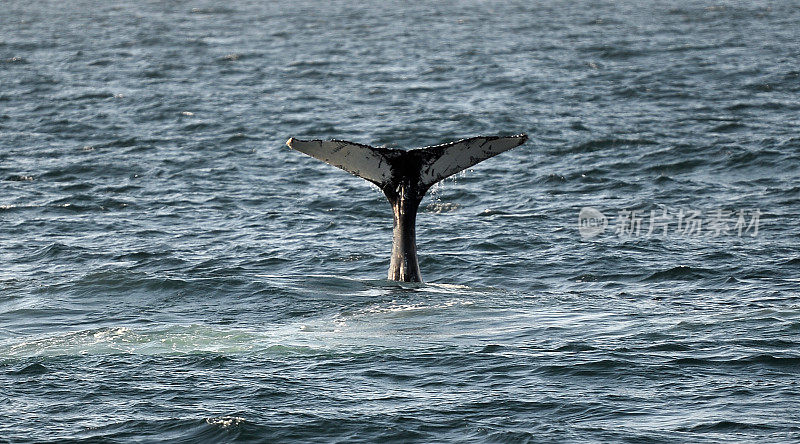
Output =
[{"x1": 286, "y1": 134, "x2": 528, "y2": 282}]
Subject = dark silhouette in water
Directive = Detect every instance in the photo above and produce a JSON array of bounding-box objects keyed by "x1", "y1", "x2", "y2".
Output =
[{"x1": 287, "y1": 134, "x2": 528, "y2": 282}]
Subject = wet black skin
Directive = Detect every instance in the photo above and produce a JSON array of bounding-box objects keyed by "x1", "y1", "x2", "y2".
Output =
[{"x1": 379, "y1": 151, "x2": 430, "y2": 283}]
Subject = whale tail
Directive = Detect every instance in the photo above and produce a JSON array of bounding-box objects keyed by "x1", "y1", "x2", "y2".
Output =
[{"x1": 286, "y1": 134, "x2": 528, "y2": 282}]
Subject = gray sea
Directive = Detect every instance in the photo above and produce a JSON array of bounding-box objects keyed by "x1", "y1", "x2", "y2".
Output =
[{"x1": 2, "y1": 0, "x2": 799, "y2": 442}]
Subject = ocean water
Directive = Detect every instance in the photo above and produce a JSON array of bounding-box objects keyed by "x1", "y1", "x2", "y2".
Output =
[{"x1": 1, "y1": 0, "x2": 799, "y2": 442}]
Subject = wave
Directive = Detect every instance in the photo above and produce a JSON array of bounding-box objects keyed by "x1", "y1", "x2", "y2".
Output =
[
  {"x1": 7, "y1": 361, "x2": 49, "y2": 375},
  {"x1": 670, "y1": 354, "x2": 800, "y2": 368},
  {"x1": 565, "y1": 138, "x2": 658, "y2": 153},
  {"x1": 643, "y1": 265, "x2": 714, "y2": 281},
  {"x1": 679, "y1": 420, "x2": 782, "y2": 433},
  {"x1": 70, "y1": 417, "x2": 248, "y2": 443}
]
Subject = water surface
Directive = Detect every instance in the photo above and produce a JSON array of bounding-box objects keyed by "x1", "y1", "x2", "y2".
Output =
[{"x1": 1, "y1": 0, "x2": 799, "y2": 442}]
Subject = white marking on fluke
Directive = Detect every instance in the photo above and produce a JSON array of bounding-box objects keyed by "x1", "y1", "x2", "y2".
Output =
[{"x1": 286, "y1": 134, "x2": 528, "y2": 282}]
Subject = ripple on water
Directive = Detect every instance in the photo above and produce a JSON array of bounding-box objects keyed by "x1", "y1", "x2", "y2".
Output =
[{"x1": 1, "y1": 0, "x2": 799, "y2": 442}]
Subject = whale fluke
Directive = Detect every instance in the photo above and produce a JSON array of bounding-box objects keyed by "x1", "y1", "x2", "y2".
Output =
[{"x1": 287, "y1": 134, "x2": 528, "y2": 282}]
